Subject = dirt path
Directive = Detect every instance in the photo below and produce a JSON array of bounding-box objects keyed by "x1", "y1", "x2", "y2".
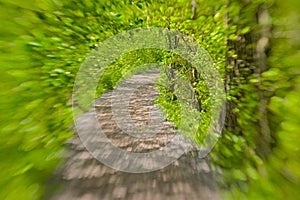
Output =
[{"x1": 48, "y1": 69, "x2": 222, "y2": 200}]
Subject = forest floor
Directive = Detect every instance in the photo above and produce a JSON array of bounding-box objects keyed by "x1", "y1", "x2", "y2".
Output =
[{"x1": 47, "y1": 69, "x2": 222, "y2": 200}]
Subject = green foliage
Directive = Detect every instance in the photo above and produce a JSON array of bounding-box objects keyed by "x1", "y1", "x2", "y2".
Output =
[
  {"x1": 244, "y1": 0, "x2": 300, "y2": 199},
  {"x1": 1, "y1": 0, "x2": 299, "y2": 199},
  {"x1": 210, "y1": 0, "x2": 300, "y2": 199},
  {"x1": 0, "y1": 0, "x2": 147, "y2": 199}
]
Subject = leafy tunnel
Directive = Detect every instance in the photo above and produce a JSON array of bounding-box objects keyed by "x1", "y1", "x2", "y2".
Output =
[{"x1": 0, "y1": 0, "x2": 299, "y2": 199}]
